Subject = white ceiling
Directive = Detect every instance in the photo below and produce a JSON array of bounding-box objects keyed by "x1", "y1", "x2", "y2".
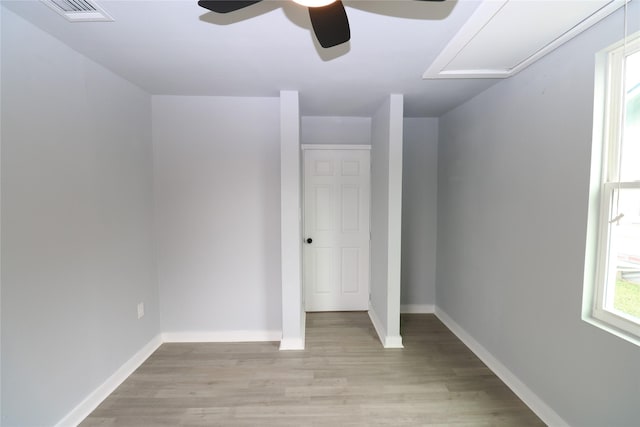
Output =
[
  {"x1": 0, "y1": 0, "x2": 611, "y2": 117},
  {"x1": 424, "y1": 0, "x2": 622, "y2": 78}
]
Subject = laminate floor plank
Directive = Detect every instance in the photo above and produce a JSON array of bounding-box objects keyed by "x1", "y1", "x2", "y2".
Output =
[{"x1": 81, "y1": 313, "x2": 545, "y2": 426}]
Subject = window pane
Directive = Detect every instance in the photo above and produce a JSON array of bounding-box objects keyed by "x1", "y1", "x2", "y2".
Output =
[
  {"x1": 607, "y1": 188, "x2": 640, "y2": 321},
  {"x1": 620, "y1": 50, "x2": 640, "y2": 182}
]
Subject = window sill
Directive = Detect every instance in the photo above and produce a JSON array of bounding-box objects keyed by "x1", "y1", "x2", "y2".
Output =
[{"x1": 582, "y1": 314, "x2": 640, "y2": 348}]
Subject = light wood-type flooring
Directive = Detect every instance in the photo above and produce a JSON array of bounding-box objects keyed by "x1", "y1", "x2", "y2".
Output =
[{"x1": 81, "y1": 313, "x2": 545, "y2": 426}]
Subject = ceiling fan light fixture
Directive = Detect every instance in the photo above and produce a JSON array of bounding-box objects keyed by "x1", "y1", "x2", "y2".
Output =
[{"x1": 292, "y1": 0, "x2": 336, "y2": 8}]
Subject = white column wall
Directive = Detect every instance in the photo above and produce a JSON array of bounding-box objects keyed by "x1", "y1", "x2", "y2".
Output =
[
  {"x1": 370, "y1": 94, "x2": 404, "y2": 348},
  {"x1": 280, "y1": 91, "x2": 304, "y2": 350}
]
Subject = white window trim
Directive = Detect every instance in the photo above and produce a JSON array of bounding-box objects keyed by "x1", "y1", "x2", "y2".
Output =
[
  {"x1": 583, "y1": 32, "x2": 640, "y2": 346},
  {"x1": 593, "y1": 183, "x2": 640, "y2": 338}
]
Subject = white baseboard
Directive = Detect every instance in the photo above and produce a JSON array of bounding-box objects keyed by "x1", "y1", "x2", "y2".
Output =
[
  {"x1": 300, "y1": 310, "x2": 306, "y2": 346},
  {"x1": 280, "y1": 311, "x2": 306, "y2": 350},
  {"x1": 54, "y1": 334, "x2": 162, "y2": 427},
  {"x1": 279, "y1": 337, "x2": 305, "y2": 350},
  {"x1": 368, "y1": 303, "x2": 403, "y2": 348},
  {"x1": 383, "y1": 335, "x2": 404, "y2": 348},
  {"x1": 401, "y1": 304, "x2": 435, "y2": 314},
  {"x1": 368, "y1": 302, "x2": 387, "y2": 346},
  {"x1": 162, "y1": 330, "x2": 282, "y2": 343},
  {"x1": 434, "y1": 307, "x2": 570, "y2": 427}
]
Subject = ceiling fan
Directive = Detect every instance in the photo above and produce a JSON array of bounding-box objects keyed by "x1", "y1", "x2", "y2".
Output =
[{"x1": 198, "y1": 0, "x2": 445, "y2": 48}]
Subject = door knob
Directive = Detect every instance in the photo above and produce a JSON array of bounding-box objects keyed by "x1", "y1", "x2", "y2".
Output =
[{"x1": 306, "y1": 238, "x2": 313, "y2": 244}]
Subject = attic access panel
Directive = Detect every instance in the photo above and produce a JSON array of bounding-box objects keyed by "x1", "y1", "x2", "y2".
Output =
[{"x1": 424, "y1": 0, "x2": 625, "y2": 79}]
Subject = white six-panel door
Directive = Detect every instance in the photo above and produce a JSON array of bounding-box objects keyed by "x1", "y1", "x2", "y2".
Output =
[{"x1": 303, "y1": 149, "x2": 370, "y2": 312}]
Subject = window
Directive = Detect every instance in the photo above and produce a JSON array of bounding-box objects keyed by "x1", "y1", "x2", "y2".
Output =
[{"x1": 585, "y1": 32, "x2": 640, "y2": 344}]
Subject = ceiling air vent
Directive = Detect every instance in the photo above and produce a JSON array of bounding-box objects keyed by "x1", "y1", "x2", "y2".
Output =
[{"x1": 42, "y1": 0, "x2": 114, "y2": 22}]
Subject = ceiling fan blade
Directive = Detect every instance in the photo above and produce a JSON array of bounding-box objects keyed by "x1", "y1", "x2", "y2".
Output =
[
  {"x1": 198, "y1": 0, "x2": 262, "y2": 14},
  {"x1": 308, "y1": 1, "x2": 350, "y2": 48}
]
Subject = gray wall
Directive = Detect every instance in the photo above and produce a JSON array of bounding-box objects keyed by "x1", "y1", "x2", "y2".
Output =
[
  {"x1": 436, "y1": 5, "x2": 640, "y2": 426},
  {"x1": 401, "y1": 118, "x2": 438, "y2": 308},
  {"x1": 301, "y1": 116, "x2": 371, "y2": 145},
  {"x1": 370, "y1": 99, "x2": 392, "y2": 330},
  {"x1": 1, "y1": 9, "x2": 158, "y2": 426},
  {"x1": 370, "y1": 95, "x2": 404, "y2": 345},
  {"x1": 152, "y1": 96, "x2": 282, "y2": 334}
]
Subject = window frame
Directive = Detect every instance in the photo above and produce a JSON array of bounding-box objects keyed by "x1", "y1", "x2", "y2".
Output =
[{"x1": 585, "y1": 32, "x2": 640, "y2": 345}]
